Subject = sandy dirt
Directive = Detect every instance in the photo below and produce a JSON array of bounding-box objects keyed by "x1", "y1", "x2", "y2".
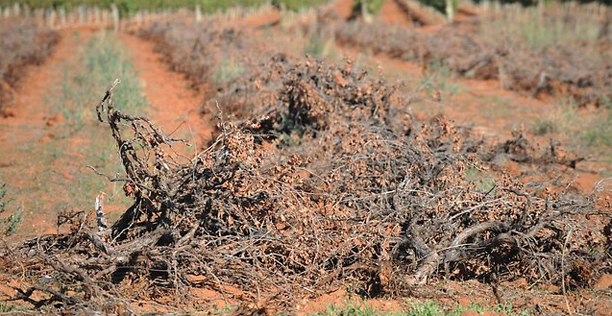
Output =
[
  {"x1": 0, "y1": 28, "x2": 97, "y2": 239},
  {"x1": 119, "y1": 33, "x2": 214, "y2": 153},
  {"x1": 378, "y1": 0, "x2": 414, "y2": 26}
]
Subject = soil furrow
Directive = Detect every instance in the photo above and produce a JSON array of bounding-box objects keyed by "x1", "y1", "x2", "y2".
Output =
[
  {"x1": 119, "y1": 33, "x2": 213, "y2": 152},
  {"x1": 0, "y1": 29, "x2": 95, "y2": 239}
]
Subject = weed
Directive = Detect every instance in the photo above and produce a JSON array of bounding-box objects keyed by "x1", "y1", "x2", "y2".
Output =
[
  {"x1": 51, "y1": 31, "x2": 146, "y2": 136},
  {"x1": 421, "y1": 58, "x2": 461, "y2": 98},
  {"x1": 84, "y1": 32, "x2": 146, "y2": 115},
  {"x1": 312, "y1": 302, "x2": 398, "y2": 316},
  {"x1": 0, "y1": 301, "x2": 10, "y2": 312},
  {"x1": 213, "y1": 56, "x2": 245, "y2": 85},
  {"x1": 352, "y1": 0, "x2": 385, "y2": 15},
  {"x1": 0, "y1": 180, "x2": 22, "y2": 236},
  {"x1": 304, "y1": 32, "x2": 327, "y2": 57},
  {"x1": 304, "y1": 31, "x2": 335, "y2": 59},
  {"x1": 600, "y1": 95, "x2": 612, "y2": 110},
  {"x1": 274, "y1": 0, "x2": 329, "y2": 11},
  {"x1": 533, "y1": 119, "x2": 556, "y2": 135},
  {"x1": 0, "y1": 0, "x2": 327, "y2": 15},
  {"x1": 480, "y1": 4, "x2": 602, "y2": 50},
  {"x1": 60, "y1": 31, "x2": 146, "y2": 208},
  {"x1": 532, "y1": 96, "x2": 612, "y2": 148},
  {"x1": 582, "y1": 113, "x2": 612, "y2": 147},
  {"x1": 5, "y1": 30, "x2": 146, "y2": 226},
  {"x1": 465, "y1": 167, "x2": 496, "y2": 193},
  {"x1": 211, "y1": 305, "x2": 234, "y2": 314},
  {"x1": 406, "y1": 300, "x2": 450, "y2": 316},
  {"x1": 59, "y1": 68, "x2": 85, "y2": 133},
  {"x1": 310, "y1": 299, "x2": 462, "y2": 316},
  {"x1": 530, "y1": 97, "x2": 575, "y2": 136}
]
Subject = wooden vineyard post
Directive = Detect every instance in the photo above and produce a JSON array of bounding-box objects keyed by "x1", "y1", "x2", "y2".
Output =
[
  {"x1": 23, "y1": 4, "x2": 30, "y2": 19},
  {"x1": 445, "y1": 0, "x2": 455, "y2": 22},
  {"x1": 94, "y1": 7, "x2": 101, "y2": 25},
  {"x1": 111, "y1": 4, "x2": 119, "y2": 33},
  {"x1": 59, "y1": 7, "x2": 66, "y2": 28},
  {"x1": 12, "y1": 2, "x2": 20, "y2": 18},
  {"x1": 195, "y1": 4, "x2": 202, "y2": 23},
  {"x1": 86, "y1": 7, "x2": 91, "y2": 25},
  {"x1": 35, "y1": 8, "x2": 44, "y2": 26},
  {"x1": 47, "y1": 8, "x2": 56, "y2": 29},
  {"x1": 78, "y1": 5, "x2": 85, "y2": 25},
  {"x1": 360, "y1": 0, "x2": 373, "y2": 23}
]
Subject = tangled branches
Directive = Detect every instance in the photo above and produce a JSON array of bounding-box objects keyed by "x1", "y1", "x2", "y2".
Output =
[
  {"x1": 334, "y1": 21, "x2": 612, "y2": 107},
  {"x1": 1, "y1": 58, "x2": 610, "y2": 314}
]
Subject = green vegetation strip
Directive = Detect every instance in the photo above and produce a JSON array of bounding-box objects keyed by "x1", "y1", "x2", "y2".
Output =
[
  {"x1": 0, "y1": 0, "x2": 329, "y2": 13},
  {"x1": 312, "y1": 300, "x2": 535, "y2": 316},
  {"x1": 49, "y1": 31, "x2": 146, "y2": 215},
  {"x1": 0, "y1": 31, "x2": 147, "y2": 236},
  {"x1": 0, "y1": 179, "x2": 22, "y2": 237}
]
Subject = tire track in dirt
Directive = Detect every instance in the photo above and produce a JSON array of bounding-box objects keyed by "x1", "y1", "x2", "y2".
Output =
[{"x1": 119, "y1": 33, "x2": 213, "y2": 154}]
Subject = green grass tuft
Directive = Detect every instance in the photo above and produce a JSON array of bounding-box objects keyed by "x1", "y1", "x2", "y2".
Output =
[
  {"x1": 0, "y1": 180, "x2": 23, "y2": 236},
  {"x1": 213, "y1": 56, "x2": 245, "y2": 85},
  {"x1": 309, "y1": 299, "x2": 536, "y2": 316}
]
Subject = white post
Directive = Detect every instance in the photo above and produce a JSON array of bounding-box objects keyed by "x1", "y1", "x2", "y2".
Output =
[
  {"x1": 73, "y1": 6, "x2": 78, "y2": 24},
  {"x1": 111, "y1": 3, "x2": 119, "y2": 32},
  {"x1": 493, "y1": 1, "x2": 501, "y2": 14},
  {"x1": 360, "y1": 0, "x2": 372, "y2": 23},
  {"x1": 59, "y1": 7, "x2": 66, "y2": 27},
  {"x1": 481, "y1": 0, "x2": 489, "y2": 14},
  {"x1": 86, "y1": 6, "x2": 92, "y2": 24},
  {"x1": 134, "y1": 10, "x2": 140, "y2": 27},
  {"x1": 23, "y1": 4, "x2": 30, "y2": 19},
  {"x1": 47, "y1": 8, "x2": 56, "y2": 29},
  {"x1": 195, "y1": 5, "x2": 202, "y2": 23},
  {"x1": 78, "y1": 5, "x2": 85, "y2": 24},
  {"x1": 538, "y1": 0, "x2": 544, "y2": 18},
  {"x1": 89, "y1": 6, "x2": 95, "y2": 24},
  {"x1": 94, "y1": 7, "x2": 100, "y2": 24},
  {"x1": 35, "y1": 8, "x2": 44, "y2": 26},
  {"x1": 445, "y1": 0, "x2": 455, "y2": 22},
  {"x1": 13, "y1": 2, "x2": 20, "y2": 17}
]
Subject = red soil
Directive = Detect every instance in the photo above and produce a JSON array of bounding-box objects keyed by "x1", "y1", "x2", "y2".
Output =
[
  {"x1": 119, "y1": 33, "x2": 214, "y2": 154},
  {"x1": 0, "y1": 4, "x2": 609, "y2": 314},
  {"x1": 378, "y1": 0, "x2": 414, "y2": 26},
  {"x1": 0, "y1": 28, "x2": 97, "y2": 239},
  {"x1": 328, "y1": 0, "x2": 354, "y2": 20},
  {"x1": 297, "y1": 289, "x2": 403, "y2": 315},
  {"x1": 331, "y1": 16, "x2": 611, "y2": 200},
  {"x1": 242, "y1": 10, "x2": 281, "y2": 28}
]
